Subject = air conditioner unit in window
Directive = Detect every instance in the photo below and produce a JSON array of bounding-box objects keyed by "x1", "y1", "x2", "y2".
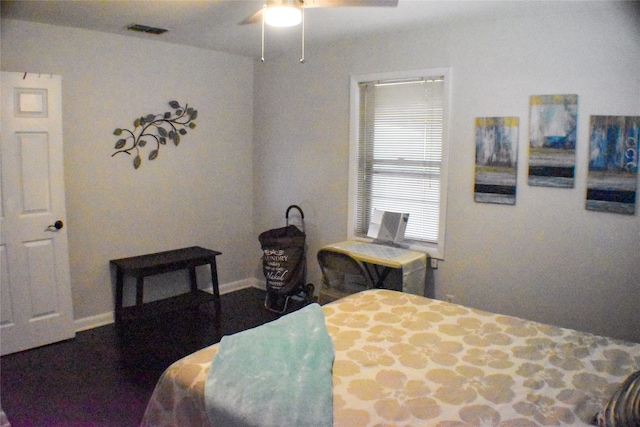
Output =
[{"x1": 366, "y1": 209, "x2": 409, "y2": 244}]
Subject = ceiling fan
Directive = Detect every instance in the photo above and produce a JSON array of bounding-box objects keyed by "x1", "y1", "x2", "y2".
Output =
[
  {"x1": 239, "y1": 0, "x2": 399, "y2": 27},
  {"x1": 240, "y1": 0, "x2": 399, "y2": 62}
]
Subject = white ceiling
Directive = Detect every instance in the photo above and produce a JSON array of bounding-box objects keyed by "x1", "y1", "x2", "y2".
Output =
[{"x1": 0, "y1": 1, "x2": 625, "y2": 59}]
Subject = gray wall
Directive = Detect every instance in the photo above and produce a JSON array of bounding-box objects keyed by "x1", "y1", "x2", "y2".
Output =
[
  {"x1": 1, "y1": 20, "x2": 256, "y2": 322},
  {"x1": 252, "y1": 4, "x2": 640, "y2": 342},
  {"x1": 2, "y1": 2, "x2": 639, "y2": 343}
]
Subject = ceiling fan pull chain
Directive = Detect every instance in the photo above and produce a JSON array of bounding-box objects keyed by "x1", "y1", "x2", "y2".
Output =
[
  {"x1": 300, "y1": 6, "x2": 305, "y2": 63},
  {"x1": 261, "y1": 3, "x2": 266, "y2": 62}
]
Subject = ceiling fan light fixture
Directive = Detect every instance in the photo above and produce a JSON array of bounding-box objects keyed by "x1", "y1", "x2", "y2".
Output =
[{"x1": 264, "y1": 5, "x2": 302, "y2": 27}]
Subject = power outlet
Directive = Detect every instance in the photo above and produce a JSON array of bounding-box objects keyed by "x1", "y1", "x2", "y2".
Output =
[
  {"x1": 430, "y1": 258, "x2": 438, "y2": 269},
  {"x1": 446, "y1": 294, "x2": 455, "y2": 303}
]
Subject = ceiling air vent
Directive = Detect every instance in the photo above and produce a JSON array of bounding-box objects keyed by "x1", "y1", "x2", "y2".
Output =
[{"x1": 126, "y1": 24, "x2": 168, "y2": 35}]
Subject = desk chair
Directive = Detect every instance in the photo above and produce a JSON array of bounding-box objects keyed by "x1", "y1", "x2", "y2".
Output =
[{"x1": 317, "y1": 249, "x2": 375, "y2": 304}]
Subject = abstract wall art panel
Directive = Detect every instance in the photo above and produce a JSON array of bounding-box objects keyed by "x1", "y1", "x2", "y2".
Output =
[
  {"x1": 586, "y1": 115, "x2": 639, "y2": 215},
  {"x1": 474, "y1": 117, "x2": 519, "y2": 205},
  {"x1": 528, "y1": 94, "x2": 578, "y2": 188}
]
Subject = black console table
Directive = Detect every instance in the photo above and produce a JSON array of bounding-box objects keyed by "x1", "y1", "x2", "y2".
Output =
[{"x1": 111, "y1": 246, "x2": 222, "y2": 325}]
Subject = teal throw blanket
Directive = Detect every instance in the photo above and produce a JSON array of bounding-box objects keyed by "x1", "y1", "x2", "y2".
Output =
[{"x1": 204, "y1": 303, "x2": 334, "y2": 427}]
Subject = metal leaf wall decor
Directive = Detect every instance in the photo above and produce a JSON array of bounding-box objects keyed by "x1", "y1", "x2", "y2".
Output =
[{"x1": 111, "y1": 101, "x2": 197, "y2": 169}]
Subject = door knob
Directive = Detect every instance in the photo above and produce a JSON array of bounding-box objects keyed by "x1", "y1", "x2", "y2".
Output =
[{"x1": 46, "y1": 220, "x2": 64, "y2": 231}]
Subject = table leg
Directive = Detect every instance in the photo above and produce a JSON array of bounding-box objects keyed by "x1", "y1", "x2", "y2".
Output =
[
  {"x1": 189, "y1": 266, "x2": 198, "y2": 292},
  {"x1": 209, "y1": 258, "x2": 221, "y2": 313},
  {"x1": 375, "y1": 266, "x2": 392, "y2": 288},
  {"x1": 136, "y1": 277, "x2": 144, "y2": 306},
  {"x1": 365, "y1": 263, "x2": 391, "y2": 289},
  {"x1": 115, "y1": 268, "x2": 124, "y2": 324}
]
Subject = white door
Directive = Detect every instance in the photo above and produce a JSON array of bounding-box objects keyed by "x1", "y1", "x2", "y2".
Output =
[{"x1": 1, "y1": 71, "x2": 75, "y2": 355}]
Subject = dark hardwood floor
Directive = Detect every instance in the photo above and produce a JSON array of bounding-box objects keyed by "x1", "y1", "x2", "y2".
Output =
[{"x1": 1, "y1": 287, "x2": 301, "y2": 427}]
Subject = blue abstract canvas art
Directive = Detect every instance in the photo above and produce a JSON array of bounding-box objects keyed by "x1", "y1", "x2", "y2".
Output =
[
  {"x1": 529, "y1": 94, "x2": 578, "y2": 188},
  {"x1": 586, "y1": 116, "x2": 639, "y2": 215},
  {"x1": 475, "y1": 117, "x2": 519, "y2": 205}
]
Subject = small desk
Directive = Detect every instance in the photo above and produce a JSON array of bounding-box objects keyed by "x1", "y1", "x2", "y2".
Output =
[
  {"x1": 321, "y1": 241, "x2": 427, "y2": 296},
  {"x1": 111, "y1": 246, "x2": 221, "y2": 325}
]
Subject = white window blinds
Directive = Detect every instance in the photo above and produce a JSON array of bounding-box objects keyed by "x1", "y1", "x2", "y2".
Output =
[{"x1": 356, "y1": 77, "x2": 445, "y2": 244}]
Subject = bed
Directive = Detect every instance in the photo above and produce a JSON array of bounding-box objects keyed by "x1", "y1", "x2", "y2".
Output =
[{"x1": 141, "y1": 289, "x2": 640, "y2": 426}]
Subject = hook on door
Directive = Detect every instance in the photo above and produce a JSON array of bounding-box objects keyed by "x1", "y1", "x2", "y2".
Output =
[{"x1": 45, "y1": 220, "x2": 64, "y2": 231}]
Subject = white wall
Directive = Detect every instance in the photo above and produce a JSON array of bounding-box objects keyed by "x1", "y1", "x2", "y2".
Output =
[
  {"x1": 1, "y1": 20, "x2": 256, "y2": 321},
  {"x1": 252, "y1": 4, "x2": 640, "y2": 342}
]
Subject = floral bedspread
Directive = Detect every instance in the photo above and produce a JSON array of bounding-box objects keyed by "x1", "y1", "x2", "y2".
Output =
[{"x1": 141, "y1": 289, "x2": 640, "y2": 426}]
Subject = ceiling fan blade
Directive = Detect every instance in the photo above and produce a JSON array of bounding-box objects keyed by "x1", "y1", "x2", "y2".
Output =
[
  {"x1": 238, "y1": 0, "x2": 397, "y2": 25},
  {"x1": 239, "y1": 8, "x2": 263, "y2": 25},
  {"x1": 302, "y1": 0, "x2": 398, "y2": 7},
  {"x1": 239, "y1": 0, "x2": 305, "y2": 25}
]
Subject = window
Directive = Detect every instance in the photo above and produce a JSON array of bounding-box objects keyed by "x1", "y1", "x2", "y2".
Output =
[{"x1": 348, "y1": 69, "x2": 450, "y2": 259}]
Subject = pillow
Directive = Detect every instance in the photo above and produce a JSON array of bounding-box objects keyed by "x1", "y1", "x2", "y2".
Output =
[{"x1": 594, "y1": 370, "x2": 640, "y2": 426}]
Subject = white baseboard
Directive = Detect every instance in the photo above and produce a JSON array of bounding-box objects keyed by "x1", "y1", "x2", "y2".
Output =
[
  {"x1": 73, "y1": 278, "x2": 266, "y2": 332},
  {"x1": 218, "y1": 277, "x2": 265, "y2": 294},
  {"x1": 74, "y1": 312, "x2": 115, "y2": 332}
]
